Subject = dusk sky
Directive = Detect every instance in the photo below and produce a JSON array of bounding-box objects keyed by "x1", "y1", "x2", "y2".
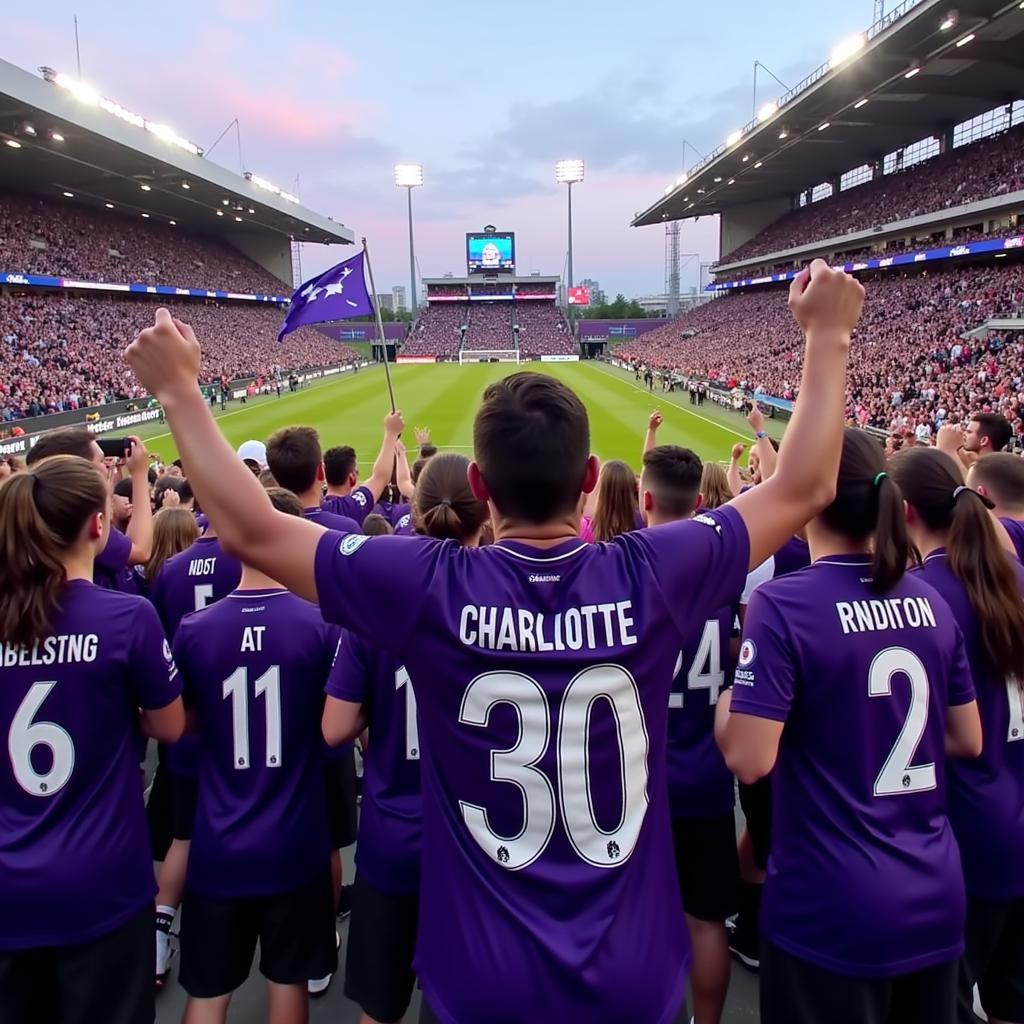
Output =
[{"x1": 4, "y1": 1, "x2": 870, "y2": 297}]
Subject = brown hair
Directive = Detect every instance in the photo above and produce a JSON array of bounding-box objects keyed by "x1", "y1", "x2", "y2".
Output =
[
  {"x1": 266, "y1": 425, "x2": 322, "y2": 495},
  {"x1": 323, "y1": 446, "x2": 357, "y2": 486},
  {"x1": 0, "y1": 455, "x2": 108, "y2": 646},
  {"x1": 145, "y1": 507, "x2": 199, "y2": 583},
  {"x1": 969, "y1": 453, "x2": 1024, "y2": 512},
  {"x1": 970, "y1": 412, "x2": 1012, "y2": 453},
  {"x1": 362, "y1": 513, "x2": 394, "y2": 536},
  {"x1": 891, "y1": 447, "x2": 1024, "y2": 682},
  {"x1": 413, "y1": 453, "x2": 489, "y2": 544},
  {"x1": 25, "y1": 428, "x2": 97, "y2": 465},
  {"x1": 821, "y1": 429, "x2": 908, "y2": 594},
  {"x1": 591, "y1": 460, "x2": 639, "y2": 542},
  {"x1": 642, "y1": 446, "x2": 703, "y2": 519},
  {"x1": 265, "y1": 486, "x2": 305, "y2": 518},
  {"x1": 700, "y1": 462, "x2": 733, "y2": 510},
  {"x1": 473, "y1": 372, "x2": 590, "y2": 523}
]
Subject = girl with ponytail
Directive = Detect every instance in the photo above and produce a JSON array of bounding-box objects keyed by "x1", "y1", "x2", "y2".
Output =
[
  {"x1": 0, "y1": 455, "x2": 184, "y2": 1024},
  {"x1": 890, "y1": 446, "x2": 1024, "y2": 1024},
  {"x1": 717, "y1": 430, "x2": 982, "y2": 1024},
  {"x1": 321, "y1": 452, "x2": 488, "y2": 1024}
]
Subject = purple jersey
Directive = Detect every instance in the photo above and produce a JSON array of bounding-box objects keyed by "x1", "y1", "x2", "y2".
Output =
[
  {"x1": 151, "y1": 536, "x2": 242, "y2": 776},
  {"x1": 175, "y1": 589, "x2": 338, "y2": 899},
  {"x1": 0, "y1": 582, "x2": 179, "y2": 949},
  {"x1": 394, "y1": 511, "x2": 414, "y2": 536},
  {"x1": 375, "y1": 500, "x2": 412, "y2": 528},
  {"x1": 93, "y1": 526, "x2": 132, "y2": 591},
  {"x1": 314, "y1": 508, "x2": 750, "y2": 1023},
  {"x1": 1001, "y1": 517, "x2": 1024, "y2": 564},
  {"x1": 772, "y1": 535, "x2": 810, "y2": 577},
  {"x1": 322, "y1": 484, "x2": 375, "y2": 525},
  {"x1": 326, "y1": 631, "x2": 421, "y2": 893},
  {"x1": 667, "y1": 603, "x2": 737, "y2": 818},
  {"x1": 914, "y1": 550, "x2": 1024, "y2": 901},
  {"x1": 733, "y1": 556, "x2": 975, "y2": 977},
  {"x1": 304, "y1": 505, "x2": 360, "y2": 534}
]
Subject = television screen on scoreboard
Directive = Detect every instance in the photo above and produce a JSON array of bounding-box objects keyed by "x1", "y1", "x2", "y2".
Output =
[
  {"x1": 568, "y1": 286, "x2": 591, "y2": 306},
  {"x1": 467, "y1": 232, "x2": 515, "y2": 274}
]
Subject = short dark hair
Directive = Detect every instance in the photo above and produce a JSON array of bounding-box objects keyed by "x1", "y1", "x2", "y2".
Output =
[
  {"x1": 113, "y1": 478, "x2": 134, "y2": 499},
  {"x1": 971, "y1": 413, "x2": 1012, "y2": 452},
  {"x1": 473, "y1": 372, "x2": 589, "y2": 523},
  {"x1": 266, "y1": 426, "x2": 321, "y2": 495},
  {"x1": 153, "y1": 475, "x2": 185, "y2": 508},
  {"x1": 25, "y1": 428, "x2": 95, "y2": 465},
  {"x1": 641, "y1": 446, "x2": 703, "y2": 520},
  {"x1": 323, "y1": 445, "x2": 357, "y2": 486},
  {"x1": 970, "y1": 452, "x2": 1024, "y2": 510},
  {"x1": 264, "y1": 486, "x2": 304, "y2": 518},
  {"x1": 362, "y1": 513, "x2": 394, "y2": 536}
]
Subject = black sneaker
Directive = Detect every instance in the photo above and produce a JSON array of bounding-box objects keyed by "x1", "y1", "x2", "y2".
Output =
[
  {"x1": 725, "y1": 918, "x2": 760, "y2": 971},
  {"x1": 337, "y1": 883, "x2": 354, "y2": 920}
]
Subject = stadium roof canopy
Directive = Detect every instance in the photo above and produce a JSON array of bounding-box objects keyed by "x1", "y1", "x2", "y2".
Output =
[
  {"x1": 632, "y1": 0, "x2": 1024, "y2": 228},
  {"x1": 0, "y1": 58, "x2": 353, "y2": 246}
]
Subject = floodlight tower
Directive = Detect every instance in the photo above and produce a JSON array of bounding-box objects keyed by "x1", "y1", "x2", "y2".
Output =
[
  {"x1": 394, "y1": 164, "x2": 423, "y2": 316},
  {"x1": 555, "y1": 159, "x2": 585, "y2": 323}
]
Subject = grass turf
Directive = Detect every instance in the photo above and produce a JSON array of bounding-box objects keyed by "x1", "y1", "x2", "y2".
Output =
[{"x1": 133, "y1": 362, "x2": 785, "y2": 471}]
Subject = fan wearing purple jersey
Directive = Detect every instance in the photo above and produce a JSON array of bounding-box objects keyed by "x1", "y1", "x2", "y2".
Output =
[
  {"x1": 640, "y1": 442, "x2": 740, "y2": 1024},
  {"x1": 968, "y1": 453, "x2": 1024, "y2": 564},
  {"x1": 149, "y1": 511, "x2": 242, "y2": 990},
  {"x1": 891, "y1": 448, "x2": 1024, "y2": 1024},
  {"x1": 321, "y1": 414, "x2": 404, "y2": 526},
  {"x1": 172, "y1": 488, "x2": 339, "y2": 1024},
  {"x1": 26, "y1": 428, "x2": 154, "y2": 591},
  {"x1": 323, "y1": 453, "x2": 490, "y2": 1024},
  {"x1": 0, "y1": 455, "x2": 184, "y2": 1024},
  {"x1": 128, "y1": 258, "x2": 865, "y2": 1023},
  {"x1": 718, "y1": 430, "x2": 983, "y2": 1024}
]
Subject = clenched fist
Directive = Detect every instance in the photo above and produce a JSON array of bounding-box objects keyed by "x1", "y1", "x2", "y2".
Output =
[
  {"x1": 127, "y1": 309, "x2": 201, "y2": 401},
  {"x1": 788, "y1": 259, "x2": 864, "y2": 338}
]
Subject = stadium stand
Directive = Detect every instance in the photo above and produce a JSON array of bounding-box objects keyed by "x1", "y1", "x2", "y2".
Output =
[
  {"x1": 464, "y1": 303, "x2": 513, "y2": 350},
  {"x1": 515, "y1": 303, "x2": 576, "y2": 357},
  {"x1": 0, "y1": 193, "x2": 289, "y2": 293},
  {"x1": 403, "y1": 303, "x2": 465, "y2": 358},
  {"x1": 616, "y1": 261, "x2": 1024, "y2": 438},
  {"x1": 718, "y1": 125, "x2": 1024, "y2": 265},
  {"x1": 0, "y1": 292, "x2": 359, "y2": 419}
]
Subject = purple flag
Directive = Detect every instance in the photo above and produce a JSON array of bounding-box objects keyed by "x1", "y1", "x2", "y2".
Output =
[{"x1": 278, "y1": 251, "x2": 374, "y2": 341}]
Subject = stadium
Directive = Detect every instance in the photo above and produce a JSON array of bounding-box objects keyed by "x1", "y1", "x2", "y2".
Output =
[{"x1": 1, "y1": 0, "x2": 1024, "y2": 1022}]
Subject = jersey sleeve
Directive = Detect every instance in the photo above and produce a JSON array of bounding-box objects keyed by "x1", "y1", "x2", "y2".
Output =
[
  {"x1": 324, "y1": 630, "x2": 372, "y2": 704},
  {"x1": 947, "y1": 625, "x2": 977, "y2": 707},
  {"x1": 96, "y1": 526, "x2": 132, "y2": 574},
  {"x1": 729, "y1": 586, "x2": 796, "y2": 723},
  {"x1": 314, "y1": 531, "x2": 440, "y2": 651},
  {"x1": 128, "y1": 600, "x2": 181, "y2": 710},
  {"x1": 629, "y1": 505, "x2": 750, "y2": 636}
]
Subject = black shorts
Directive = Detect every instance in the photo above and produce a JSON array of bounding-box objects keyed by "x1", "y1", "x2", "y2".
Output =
[
  {"x1": 958, "y1": 894, "x2": 1024, "y2": 1024},
  {"x1": 171, "y1": 774, "x2": 199, "y2": 841},
  {"x1": 146, "y1": 755, "x2": 174, "y2": 862},
  {"x1": 344, "y1": 871, "x2": 419, "y2": 1023},
  {"x1": 325, "y1": 750, "x2": 358, "y2": 850},
  {"x1": 0, "y1": 904, "x2": 152, "y2": 1024},
  {"x1": 737, "y1": 776, "x2": 772, "y2": 871},
  {"x1": 178, "y1": 868, "x2": 337, "y2": 997},
  {"x1": 671, "y1": 814, "x2": 739, "y2": 922},
  {"x1": 761, "y1": 940, "x2": 958, "y2": 1024}
]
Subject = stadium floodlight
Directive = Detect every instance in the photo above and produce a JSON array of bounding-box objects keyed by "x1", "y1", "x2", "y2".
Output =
[
  {"x1": 555, "y1": 159, "x2": 585, "y2": 185},
  {"x1": 939, "y1": 11, "x2": 958, "y2": 30},
  {"x1": 830, "y1": 33, "x2": 866, "y2": 67},
  {"x1": 727, "y1": 178, "x2": 735, "y2": 185},
  {"x1": 170, "y1": 220, "x2": 176, "y2": 226},
  {"x1": 675, "y1": 173, "x2": 688, "y2": 187},
  {"x1": 778, "y1": 128, "x2": 789, "y2": 140},
  {"x1": 50, "y1": 131, "x2": 64, "y2": 142},
  {"x1": 141, "y1": 213, "x2": 149, "y2": 218},
  {"x1": 904, "y1": 66, "x2": 921, "y2": 78},
  {"x1": 244, "y1": 172, "x2": 300, "y2": 204},
  {"x1": 854, "y1": 97, "x2": 869, "y2": 109},
  {"x1": 556, "y1": 160, "x2": 584, "y2": 326},
  {"x1": 754, "y1": 161, "x2": 763, "y2": 168},
  {"x1": 104, "y1": 202, "x2": 114, "y2": 208},
  {"x1": 140, "y1": 184, "x2": 151, "y2": 191},
  {"x1": 742, "y1": 154, "x2": 750, "y2": 163},
  {"x1": 725, "y1": 129, "x2": 742, "y2": 147},
  {"x1": 757, "y1": 101, "x2": 778, "y2": 123},
  {"x1": 181, "y1": 181, "x2": 190, "y2": 189},
  {"x1": 62, "y1": 191, "x2": 73, "y2": 197},
  {"x1": 394, "y1": 163, "x2": 424, "y2": 188},
  {"x1": 4, "y1": 139, "x2": 21, "y2": 149},
  {"x1": 216, "y1": 210, "x2": 224, "y2": 216},
  {"x1": 235, "y1": 216, "x2": 242, "y2": 222},
  {"x1": 817, "y1": 122, "x2": 831, "y2": 131},
  {"x1": 23, "y1": 124, "x2": 36, "y2": 137},
  {"x1": 955, "y1": 33, "x2": 974, "y2": 46},
  {"x1": 394, "y1": 164, "x2": 424, "y2": 315},
  {"x1": 713, "y1": 176, "x2": 722, "y2": 183}
]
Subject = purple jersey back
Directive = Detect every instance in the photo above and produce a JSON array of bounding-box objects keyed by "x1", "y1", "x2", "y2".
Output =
[
  {"x1": 733, "y1": 556, "x2": 975, "y2": 977},
  {"x1": 667, "y1": 604, "x2": 737, "y2": 818},
  {"x1": 314, "y1": 509, "x2": 749, "y2": 1023},
  {"x1": 375, "y1": 500, "x2": 411, "y2": 528},
  {"x1": 394, "y1": 511, "x2": 414, "y2": 536},
  {"x1": 326, "y1": 631, "x2": 421, "y2": 893},
  {"x1": 175, "y1": 589, "x2": 338, "y2": 899},
  {"x1": 304, "y1": 506, "x2": 360, "y2": 533},
  {"x1": 93, "y1": 526, "x2": 132, "y2": 591},
  {"x1": 1001, "y1": 517, "x2": 1024, "y2": 564},
  {"x1": 0, "y1": 582, "x2": 179, "y2": 949},
  {"x1": 322, "y1": 484, "x2": 374, "y2": 525},
  {"x1": 914, "y1": 550, "x2": 1024, "y2": 901},
  {"x1": 152, "y1": 536, "x2": 242, "y2": 776},
  {"x1": 772, "y1": 535, "x2": 810, "y2": 578}
]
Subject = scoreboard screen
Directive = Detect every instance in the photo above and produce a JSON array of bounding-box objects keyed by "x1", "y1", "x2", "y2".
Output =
[{"x1": 467, "y1": 232, "x2": 515, "y2": 274}]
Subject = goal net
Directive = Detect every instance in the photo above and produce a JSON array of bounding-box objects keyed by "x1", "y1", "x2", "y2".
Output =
[{"x1": 458, "y1": 349, "x2": 521, "y2": 364}]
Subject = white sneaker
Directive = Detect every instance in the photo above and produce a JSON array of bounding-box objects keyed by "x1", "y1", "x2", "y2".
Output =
[
  {"x1": 155, "y1": 929, "x2": 174, "y2": 991},
  {"x1": 307, "y1": 930, "x2": 340, "y2": 998},
  {"x1": 973, "y1": 984, "x2": 988, "y2": 1022}
]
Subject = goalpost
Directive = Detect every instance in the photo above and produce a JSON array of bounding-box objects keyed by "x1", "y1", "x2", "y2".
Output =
[{"x1": 458, "y1": 349, "x2": 521, "y2": 364}]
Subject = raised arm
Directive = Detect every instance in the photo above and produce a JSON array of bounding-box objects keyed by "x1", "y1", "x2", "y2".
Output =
[
  {"x1": 363, "y1": 412, "x2": 406, "y2": 503},
  {"x1": 394, "y1": 439, "x2": 415, "y2": 501},
  {"x1": 729, "y1": 260, "x2": 864, "y2": 570},
  {"x1": 643, "y1": 410, "x2": 663, "y2": 458},
  {"x1": 935, "y1": 425, "x2": 967, "y2": 481},
  {"x1": 122, "y1": 436, "x2": 154, "y2": 565},
  {"x1": 726, "y1": 443, "x2": 745, "y2": 497},
  {"x1": 126, "y1": 309, "x2": 324, "y2": 602},
  {"x1": 746, "y1": 404, "x2": 777, "y2": 482}
]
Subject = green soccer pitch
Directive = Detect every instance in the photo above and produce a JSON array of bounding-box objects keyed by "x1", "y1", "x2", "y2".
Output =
[{"x1": 132, "y1": 361, "x2": 786, "y2": 471}]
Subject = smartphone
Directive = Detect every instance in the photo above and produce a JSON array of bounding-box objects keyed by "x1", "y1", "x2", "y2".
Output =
[{"x1": 97, "y1": 437, "x2": 135, "y2": 459}]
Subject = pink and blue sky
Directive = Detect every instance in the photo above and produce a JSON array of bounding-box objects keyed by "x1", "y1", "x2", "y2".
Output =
[{"x1": 2, "y1": 1, "x2": 868, "y2": 296}]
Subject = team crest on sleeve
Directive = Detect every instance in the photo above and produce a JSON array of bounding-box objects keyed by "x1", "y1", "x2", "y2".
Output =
[
  {"x1": 339, "y1": 534, "x2": 370, "y2": 556},
  {"x1": 353, "y1": 490, "x2": 368, "y2": 507},
  {"x1": 397, "y1": 514, "x2": 411, "y2": 530},
  {"x1": 163, "y1": 639, "x2": 173, "y2": 664},
  {"x1": 738, "y1": 639, "x2": 757, "y2": 667},
  {"x1": 692, "y1": 513, "x2": 722, "y2": 535}
]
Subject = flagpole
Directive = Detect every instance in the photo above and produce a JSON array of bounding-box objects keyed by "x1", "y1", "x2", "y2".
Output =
[{"x1": 361, "y1": 237, "x2": 397, "y2": 412}]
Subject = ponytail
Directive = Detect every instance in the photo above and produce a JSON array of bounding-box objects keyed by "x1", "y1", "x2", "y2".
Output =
[
  {"x1": 0, "y1": 455, "x2": 107, "y2": 647},
  {"x1": 413, "y1": 452, "x2": 489, "y2": 545},
  {"x1": 820, "y1": 430, "x2": 909, "y2": 594},
  {"x1": 891, "y1": 448, "x2": 1024, "y2": 683}
]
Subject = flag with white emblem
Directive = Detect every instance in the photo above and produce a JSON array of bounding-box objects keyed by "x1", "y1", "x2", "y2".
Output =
[{"x1": 277, "y1": 251, "x2": 374, "y2": 341}]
